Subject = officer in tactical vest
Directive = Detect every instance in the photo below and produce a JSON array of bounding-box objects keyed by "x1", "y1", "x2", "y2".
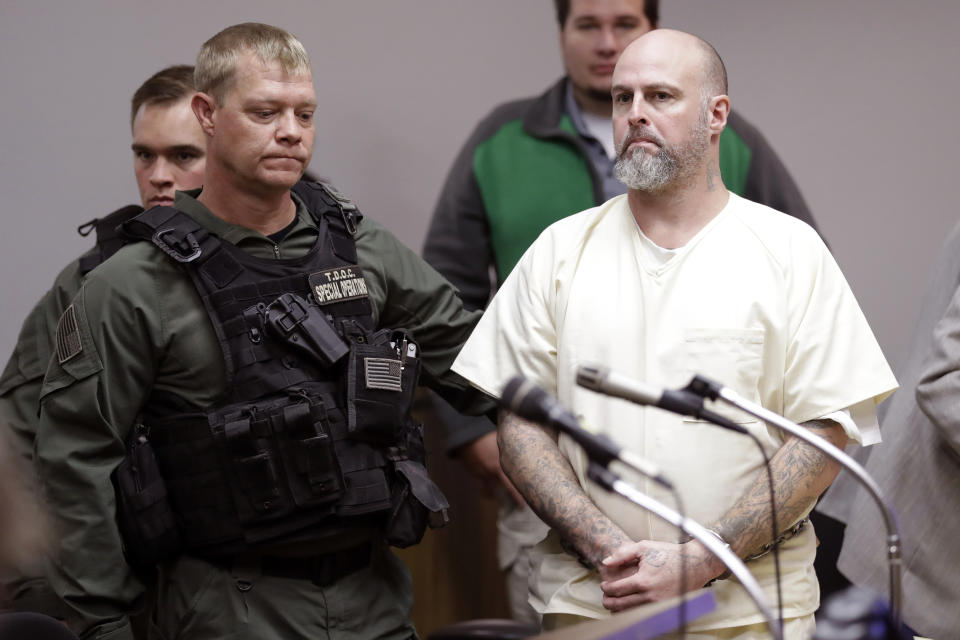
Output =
[
  {"x1": 0, "y1": 64, "x2": 206, "y2": 618},
  {"x1": 33, "y1": 23, "x2": 495, "y2": 640}
]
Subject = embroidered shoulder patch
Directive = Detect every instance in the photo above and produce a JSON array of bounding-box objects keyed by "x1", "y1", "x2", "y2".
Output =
[{"x1": 56, "y1": 304, "x2": 83, "y2": 364}]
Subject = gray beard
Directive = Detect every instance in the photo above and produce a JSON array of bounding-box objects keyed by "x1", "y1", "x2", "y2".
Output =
[
  {"x1": 614, "y1": 116, "x2": 710, "y2": 193},
  {"x1": 614, "y1": 144, "x2": 678, "y2": 192}
]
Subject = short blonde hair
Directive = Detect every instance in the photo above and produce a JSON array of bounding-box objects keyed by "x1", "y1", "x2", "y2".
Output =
[{"x1": 195, "y1": 22, "x2": 311, "y2": 104}]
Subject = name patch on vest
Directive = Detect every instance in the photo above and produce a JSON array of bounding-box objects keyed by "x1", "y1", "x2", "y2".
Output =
[{"x1": 309, "y1": 267, "x2": 369, "y2": 305}]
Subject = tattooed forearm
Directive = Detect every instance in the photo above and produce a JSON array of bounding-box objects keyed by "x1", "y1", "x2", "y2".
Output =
[
  {"x1": 497, "y1": 409, "x2": 630, "y2": 566},
  {"x1": 711, "y1": 419, "x2": 848, "y2": 561}
]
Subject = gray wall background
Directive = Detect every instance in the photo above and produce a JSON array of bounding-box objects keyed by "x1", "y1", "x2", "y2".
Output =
[{"x1": 2, "y1": 0, "x2": 957, "y2": 373}]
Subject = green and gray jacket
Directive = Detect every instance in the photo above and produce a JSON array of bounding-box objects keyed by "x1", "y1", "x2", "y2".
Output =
[{"x1": 424, "y1": 77, "x2": 817, "y2": 311}]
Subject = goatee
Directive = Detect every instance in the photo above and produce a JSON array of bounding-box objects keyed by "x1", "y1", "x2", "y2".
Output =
[{"x1": 614, "y1": 114, "x2": 710, "y2": 193}]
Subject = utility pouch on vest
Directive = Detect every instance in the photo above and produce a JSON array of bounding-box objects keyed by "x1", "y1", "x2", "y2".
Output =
[
  {"x1": 112, "y1": 425, "x2": 182, "y2": 569},
  {"x1": 386, "y1": 425, "x2": 449, "y2": 548},
  {"x1": 263, "y1": 292, "x2": 349, "y2": 369},
  {"x1": 346, "y1": 329, "x2": 420, "y2": 445},
  {"x1": 276, "y1": 392, "x2": 345, "y2": 509},
  {"x1": 212, "y1": 391, "x2": 344, "y2": 529}
]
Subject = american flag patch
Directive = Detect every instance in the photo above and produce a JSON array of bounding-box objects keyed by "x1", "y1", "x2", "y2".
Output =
[
  {"x1": 56, "y1": 304, "x2": 83, "y2": 364},
  {"x1": 364, "y1": 357, "x2": 402, "y2": 392}
]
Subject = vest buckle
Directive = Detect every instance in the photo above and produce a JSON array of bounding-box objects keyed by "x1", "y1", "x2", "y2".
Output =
[
  {"x1": 153, "y1": 228, "x2": 202, "y2": 263},
  {"x1": 340, "y1": 207, "x2": 358, "y2": 235}
]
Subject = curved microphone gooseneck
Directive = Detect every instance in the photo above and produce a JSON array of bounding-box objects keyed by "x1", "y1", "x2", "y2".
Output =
[
  {"x1": 575, "y1": 364, "x2": 785, "y2": 633},
  {"x1": 500, "y1": 376, "x2": 783, "y2": 640},
  {"x1": 684, "y1": 373, "x2": 903, "y2": 629}
]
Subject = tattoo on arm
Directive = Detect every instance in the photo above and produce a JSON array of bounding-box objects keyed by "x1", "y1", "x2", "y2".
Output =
[
  {"x1": 498, "y1": 409, "x2": 630, "y2": 566},
  {"x1": 712, "y1": 419, "x2": 848, "y2": 560}
]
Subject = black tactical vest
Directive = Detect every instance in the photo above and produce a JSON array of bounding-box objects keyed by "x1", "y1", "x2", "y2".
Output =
[{"x1": 116, "y1": 181, "x2": 447, "y2": 561}]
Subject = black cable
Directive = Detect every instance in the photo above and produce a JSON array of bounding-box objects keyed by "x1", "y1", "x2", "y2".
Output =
[
  {"x1": 586, "y1": 462, "x2": 688, "y2": 638},
  {"x1": 738, "y1": 426, "x2": 784, "y2": 637},
  {"x1": 667, "y1": 425, "x2": 782, "y2": 638},
  {"x1": 692, "y1": 403, "x2": 784, "y2": 635},
  {"x1": 674, "y1": 480, "x2": 688, "y2": 640}
]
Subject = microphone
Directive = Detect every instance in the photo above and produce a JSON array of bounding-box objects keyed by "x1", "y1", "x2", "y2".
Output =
[
  {"x1": 577, "y1": 367, "x2": 789, "y2": 635},
  {"x1": 500, "y1": 376, "x2": 673, "y2": 489},
  {"x1": 576, "y1": 365, "x2": 748, "y2": 434}
]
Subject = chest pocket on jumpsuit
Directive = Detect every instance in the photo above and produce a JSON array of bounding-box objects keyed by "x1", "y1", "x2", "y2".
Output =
[{"x1": 680, "y1": 327, "x2": 764, "y2": 425}]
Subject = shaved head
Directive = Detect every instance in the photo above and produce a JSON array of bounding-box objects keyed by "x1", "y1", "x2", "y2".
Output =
[
  {"x1": 616, "y1": 29, "x2": 727, "y2": 101},
  {"x1": 610, "y1": 28, "x2": 731, "y2": 196},
  {"x1": 694, "y1": 36, "x2": 727, "y2": 98}
]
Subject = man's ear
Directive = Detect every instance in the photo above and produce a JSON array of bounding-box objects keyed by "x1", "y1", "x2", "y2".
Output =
[
  {"x1": 191, "y1": 92, "x2": 217, "y2": 137},
  {"x1": 708, "y1": 95, "x2": 731, "y2": 135}
]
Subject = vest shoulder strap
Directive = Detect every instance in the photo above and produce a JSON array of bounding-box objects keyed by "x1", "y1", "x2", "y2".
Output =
[
  {"x1": 292, "y1": 180, "x2": 363, "y2": 264},
  {"x1": 77, "y1": 204, "x2": 144, "y2": 274},
  {"x1": 121, "y1": 206, "x2": 244, "y2": 289}
]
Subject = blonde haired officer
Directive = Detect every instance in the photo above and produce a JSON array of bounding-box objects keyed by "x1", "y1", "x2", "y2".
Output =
[{"x1": 34, "y1": 23, "x2": 492, "y2": 640}]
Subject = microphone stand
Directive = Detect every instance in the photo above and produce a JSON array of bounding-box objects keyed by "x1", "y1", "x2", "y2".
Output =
[
  {"x1": 685, "y1": 374, "x2": 903, "y2": 629},
  {"x1": 587, "y1": 461, "x2": 783, "y2": 640}
]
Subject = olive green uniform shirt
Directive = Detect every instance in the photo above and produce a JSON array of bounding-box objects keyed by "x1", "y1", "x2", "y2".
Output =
[
  {"x1": 0, "y1": 256, "x2": 90, "y2": 461},
  {"x1": 35, "y1": 189, "x2": 491, "y2": 637},
  {"x1": 0, "y1": 249, "x2": 94, "y2": 617}
]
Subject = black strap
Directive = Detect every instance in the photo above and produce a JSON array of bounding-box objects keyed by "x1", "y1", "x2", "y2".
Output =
[
  {"x1": 123, "y1": 207, "x2": 207, "y2": 257},
  {"x1": 261, "y1": 542, "x2": 372, "y2": 585},
  {"x1": 121, "y1": 206, "x2": 244, "y2": 289},
  {"x1": 292, "y1": 180, "x2": 362, "y2": 264},
  {"x1": 122, "y1": 182, "x2": 362, "y2": 284},
  {"x1": 77, "y1": 204, "x2": 144, "y2": 274}
]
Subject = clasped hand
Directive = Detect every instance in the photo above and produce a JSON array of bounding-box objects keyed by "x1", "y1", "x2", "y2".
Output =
[{"x1": 598, "y1": 539, "x2": 721, "y2": 612}]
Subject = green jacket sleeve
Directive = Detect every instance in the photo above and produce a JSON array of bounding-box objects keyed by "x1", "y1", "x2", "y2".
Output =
[
  {"x1": 0, "y1": 257, "x2": 89, "y2": 463},
  {"x1": 0, "y1": 298, "x2": 50, "y2": 462},
  {"x1": 35, "y1": 261, "x2": 160, "y2": 638},
  {"x1": 422, "y1": 119, "x2": 497, "y2": 313},
  {"x1": 419, "y1": 133, "x2": 501, "y2": 449},
  {"x1": 725, "y1": 110, "x2": 819, "y2": 234}
]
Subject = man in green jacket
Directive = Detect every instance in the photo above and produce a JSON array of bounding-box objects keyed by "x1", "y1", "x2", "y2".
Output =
[
  {"x1": 0, "y1": 64, "x2": 205, "y2": 618},
  {"x1": 422, "y1": 0, "x2": 818, "y2": 623},
  {"x1": 34, "y1": 23, "x2": 491, "y2": 640}
]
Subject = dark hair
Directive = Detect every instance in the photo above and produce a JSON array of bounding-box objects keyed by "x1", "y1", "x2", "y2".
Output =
[
  {"x1": 130, "y1": 65, "x2": 196, "y2": 127},
  {"x1": 554, "y1": 0, "x2": 659, "y2": 28}
]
